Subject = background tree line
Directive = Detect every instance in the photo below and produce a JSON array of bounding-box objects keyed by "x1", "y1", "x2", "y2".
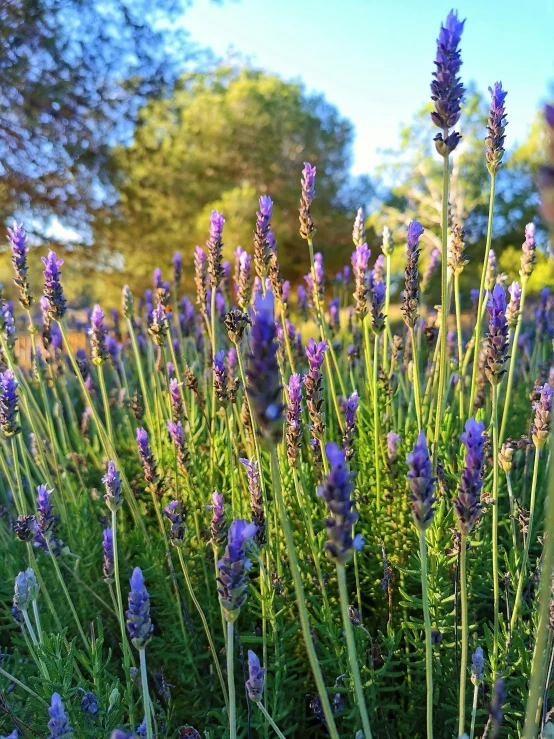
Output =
[{"x1": 0, "y1": 0, "x2": 549, "y2": 307}]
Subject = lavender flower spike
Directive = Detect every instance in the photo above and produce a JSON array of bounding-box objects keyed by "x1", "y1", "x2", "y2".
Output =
[
  {"x1": 126, "y1": 567, "x2": 153, "y2": 649},
  {"x1": 217, "y1": 518, "x2": 257, "y2": 621},
  {"x1": 286, "y1": 373, "x2": 303, "y2": 467},
  {"x1": 484, "y1": 283, "x2": 509, "y2": 385},
  {"x1": 34, "y1": 484, "x2": 65, "y2": 556},
  {"x1": 342, "y1": 391, "x2": 359, "y2": 461},
  {"x1": 89, "y1": 304, "x2": 107, "y2": 362},
  {"x1": 41, "y1": 250, "x2": 67, "y2": 320},
  {"x1": 246, "y1": 650, "x2": 265, "y2": 702},
  {"x1": 167, "y1": 420, "x2": 190, "y2": 473},
  {"x1": 299, "y1": 162, "x2": 316, "y2": 239},
  {"x1": 401, "y1": 220, "x2": 424, "y2": 328},
  {"x1": 368, "y1": 270, "x2": 386, "y2": 334},
  {"x1": 431, "y1": 10, "x2": 465, "y2": 155},
  {"x1": 505, "y1": 281, "x2": 522, "y2": 327},
  {"x1": 194, "y1": 246, "x2": 208, "y2": 311},
  {"x1": 8, "y1": 221, "x2": 33, "y2": 309},
  {"x1": 241, "y1": 457, "x2": 265, "y2": 546},
  {"x1": 485, "y1": 82, "x2": 508, "y2": 174},
  {"x1": 103, "y1": 461, "x2": 123, "y2": 512},
  {"x1": 254, "y1": 195, "x2": 273, "y2": 280},
  {"x1": 352, "y1": 242, "x2": 371, "y2": 317},
  {"x1": 532, "y1": 384, "x2": 553, "y2": 450},
  {"x1": 245, "y1": 291, "x2": 284, "y2": 446},
  {"x1": 163, "y1": 500, "x2": 186, "y2": 546},
  {"x1": 0, "y1": 369, "x2": 21, "y2": 436},
  {"x1": 352, "y1": 207, "x2": 366, "y2": 246},
  {"x1": 102, "y1": 527, "x2": 114, "y2": 583},
  {"x1": 213, "y1": 350, "x2": 228, "y2": 406},
  {"x1": 318, "y1": 442, "x2": 363, "y2": 564},
  {"x1": 208, "y1": 490, "x2": 226, "y2": 544},
  {"x1": 454, "y1": 418, "x2": 485, "y2": 535},
  {"x1": 387, "y1": 431, "x2": 401, "y2": 464},
  {"x1": 407, "y1": 431, "x2": 437, "y2": 531},
  {"x1": 136, "y1": 428, "x2": 160, "y2": 494},
  {"x1": 207, "y1": 210, "x2": 225, "y2": 289},
  {"x1": 520, "y1": 222, "x2": 536, "y2": 279},
  {"x1": 48, "y1": 692, "x2": 73, "y2": 738},
  {"x1": 305, "y1": 338, "x2": 328, "y2": 471}
]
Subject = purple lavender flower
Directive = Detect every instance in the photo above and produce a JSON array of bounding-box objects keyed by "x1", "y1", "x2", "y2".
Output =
[
  {"x1": 126, "y1": 567, "x2": 153, "y2": 649},
  {"x1": 169, "y1": 377, "x2": 184, "y2": 420},
  {"x1": 245, "y1": 291, "x2": 284, "y2": 446},
  {"x1": 431, "y1": 10, "x2": 465, "y2": 155},
  {"x1": 241, "y1": 457, "x2": 265, "y2": 546},
  {"x1": 313, "y1": 252, "x2": 325, "y2": 304},
  {"x1": 136, "y1": 428, "x2": 160, "y2": 494},
  {"x1": 352, "y1": 242, "x2": 371, "y2": 316},
  {"x1": 173, "y1": 251, "x2": 182, "y2": 291},
  {"x1": 167, "y1": 420, "x2": 190, "y2": 472},
  {"x1": 208, "y1": 490, "x2": 226, "y2": 544},
  {"x1": 227, "y1": 347, "x2": 240, "y2": 403},
  {"x1": 236, "y1": 248, "x2": 252, "y2": 308},
  {"x1": 282, "y1": 279, "x2": 290, "y2": 304},
  {"x1": 329, "y1": 297, "x2": 340, "y2": 336},
  {"x1": 153, "y1": 267, "x2": 162, "y2": 290},
  {"x1": 299, "y1": 162, "x2": 316, "y2": 239},
  {"x1": 48, "y1": 692, "x2": 73, "y2": 737},
  {"x1": 352, "y1": 207, "x2": 366, "y2": 246},
  {"x1": 34, "y1": 484, "x2": 65, "y2": 555},
  {"x1": 80, "y1": 692, "x2": 99, "y2": 715},
  {"x1": 305, "y1": 338, "x2": 328, "y2": 471},
  {"x1": 454, "y1": 418, "x2": 485, "y2": 535},
  {"x1": 41, "y1": 251, "x2": 66, "y2": 320},
  {"x1": 373, "y1": 253, "x2": 385, "y2": 283},
  {"x1": 148, "y1": 302, "x2": 168, "y2": 346},
  {"x1": 217, "y1": 518, "x2": 257, "y2": 621},
  {"x1": 207, "y1": 210, "x2": 225, "y2": 289},
  {"x1": 485, "y1": 82, "x2": 508, "y2": 174},
  {"x1": 387, "y1": 431, "x2": 401, "y2": 464},
  {"x1": 0, "y1": 369, "x2": 21, "y2": 436},
  {"x1": 102, "y1": 527, "x2": 114, "y2": 583},
  {"x1": 297, "y1": 284, "x2": 308, "y2": 319},
  {"x1": 254, "y1": 195, "x2": 273, "y2": 280},
  {"x1": 368, "y1": 269, "x2": 386, "y2": 334},
  {"x1": 505, "y1": 281, "x2": 521, "y2": 327},
  {"x1": 194, "y1": 246, "x2": 208, "y2": 311},
  {"x1": 103, "y1": 461, "x2": 122, "y2": 512},
  {"x1": 342, "y1": 391, "x2": 359, "y2": 461},
  {"x1": 246, "y1": 650, "x2": 265, "y2": 702},
  {"x1": 520, "y1": 223, "x2": 536, "y2": 279},
  {"x1": 213, "y1": 349, "x2": 228, "y2": 406},
  {"x1": 8, "y1": 222, "x2": 33, "y2": 309},
  {"x1": 532, "y1": 384, "x2": 553, "y2": 450},
  {"x1": 318, "y1": 442, "x2": 363, "y2": 564},
  {"x1": 13, "y1": 568, "x2": 39, "y2": 613},
  {"x1": 401, "y1": 220, "x2": 424, "y2": 328},
  {"x1": 1, "y1": 730, "x2": 18, "y2": 739},
  {"x1": 163, "y1": 500, "x2": 186, "y2": 546},
  {"x1": 471, "y1": 646, "x2": 485, "y2": 685},
  {"x1": 285, "y1": 373, "x2": 303, "y2": 467},
  {"x1": 485, "y1": 284, "x2": 509, "y2": 385},
  {"x1": 407, "y1": 431, "x2": 437, "y2": 531},
  {"x1": 89, "y1": 304, "x2": 107, "y2": 362}
]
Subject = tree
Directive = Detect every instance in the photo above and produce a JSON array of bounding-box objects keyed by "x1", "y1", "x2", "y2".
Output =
[
  {"x1": 91, "y1": 65, "x2": 373, "y2": 298},
  {"x1": 0, "y1": 0, "x2": 192, "y2": 227}
]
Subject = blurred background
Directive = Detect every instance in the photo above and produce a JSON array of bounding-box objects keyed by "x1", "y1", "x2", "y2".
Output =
[{"x1": 0, "y1": 0, "x2": 552, "y2": 307}]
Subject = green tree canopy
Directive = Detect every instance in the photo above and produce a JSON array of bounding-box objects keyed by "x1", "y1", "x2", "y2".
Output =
[{"x1": 92, "y1": 65, "x2": 373, "y2": 298}]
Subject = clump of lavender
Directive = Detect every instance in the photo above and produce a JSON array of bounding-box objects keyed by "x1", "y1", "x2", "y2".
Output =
[
  {"x1": 454, "y1": 418, "x2": 485, "y2": 535},
  {"x1": 126, "y1": 567, "x2": 153, "y2": 650},
  {"x1": 213, "y1": 350, "x2": 228, "y2": 406},
  {"x1": 207, "y1": 210, "x2": 225, "y2": 289},
  {"x1": 209, "y1": 490, "x2": 226, "y2": 544},
  {"x1": 241, "y1": 457, "x2": 265, "y2": 546},
  {"x1": 299, "y1": 162, "x2": 316, "y2": 239},
  {"x1": 167, "y1": 420, "x2": 190, "y2": 473},
  {"x1": 41, "y1": 251, "x2": 66, "y2": 320},
  {"x1": 245, "y1": 291, "x2": 284, "y2": 447},
  {"x1": 407, "y1": 431, "x2": 437, "y2": 531},
  {"x1": 136, "y1": 428, "x2": 161, "y2": 496},
  {"x1": 0, "y1": 369, "x2": 21, "y2": 437},
  {"x1": 520, "y1": 223, "x2": 536, "y2": 279},
  {"x1": 285, "y1": 373, "x2": 303, "y2": 467},
  {"x1": 305, "y1": 338, "x2": 328, "y2": 470},
  {"x1": 103, "y1": 461, "x2": 123, "y2": 512},
  {"x1": 532, "y1": 384, "x2": 553, "y2": 450},
  {"x1": 342, "y1": 391, "x2": 359, "y2": 461},
  {"x1": 254, "y1": 195, "x2": 273, "y2": 280},
  {"x1": 401, "y1": 220, "x2": 424, "y2": 328},
  {"x1": 163, "y1": 500, "x2": 186, "y2": 546},
  {"x1": 102, "y1": 527, "x2": 114, "y2": 583},
  {"x1": 8, "y1": 222, "x2": 33, "y2": 309},
  {"x1": 246, "y1": 650, "x2": 265, "y2": 702},
  {"x1": 485, "y1": 82, "x2": 508, "y2": 175},
  {"x1": 484, "y1": 284, "x2": 509, "y2": 385},
  {"x1": 194, "y1": 246, "x2": 208, "y2": 311},
  {"x1": 48, "y1": 692, "x2": 73, "y2": 738},
  {"x1": 217, "y1": 518, "x2": 257, "y2": 621},
  {"x1": 318, "y1": 442, "x2": 363, "y2": 564},
  {"x1": 430, "y1": 10, "x2": 465, "y2": 155},
  {"x1": 89, "y1": 304, "x2": 107, "y2": 363},
  {"x1": 352, "y1": 243, "x2": 371, "y2": 317},
  {"x1": 34, "y1": 484, "x2": 65, "y2": 555}
]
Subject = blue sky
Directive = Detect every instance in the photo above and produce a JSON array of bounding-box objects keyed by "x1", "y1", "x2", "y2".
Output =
[{"x1": 181, "y1": 0, "x2": 554, "y2": 174}]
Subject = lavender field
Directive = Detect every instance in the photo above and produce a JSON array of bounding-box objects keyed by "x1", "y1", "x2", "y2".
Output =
[{"x1": 2, "y1": 8, "x2": 554, "y2": 739}]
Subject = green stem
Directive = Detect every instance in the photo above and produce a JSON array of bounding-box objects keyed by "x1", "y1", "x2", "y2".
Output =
[
  {"x1": 337, "y1": 563, "x2": 373, "y2": 739},
  {"x1": 491, "y1": 384, "x2": 500, "y2": 667},
  {"x1": 0, "y1": 665, "x2": 48, "y2": 706},
  {"x1": 257, "y1": 701, "x2": 287, "y2": 739},
  {"x1": 372, "y1": 335, "x2": 382, "y2": 510},
  {"x1": 98, "y1": 362, "x2": 114, "y2": 441},
  {"x1": 469, "y1": 682, "x2": 479, "y2": 739},
  {"x1": 227, "y1": 621, "x2": 237, "y2": 739},
  {"x1": 46, "y1": 540, "x2": 89, "y2": 650},
  {"x1": 112, "y1": 508, "x2": 136, "y2": 717},
  {"x1": 419, "y1": 529, "x2": 434, "y2": 739},
  {"x1": 468, "y1": 174, "x2": 496, "y2": 412},
  {"x1": 409, "y1": 326, "x2": 423, "y2": 432},
  {"x1": 270, "y1": 449, "x2": 339, "y2": 739},
  {"x1": 458, "y1": 534, "x2": 468, "y2": 737},
  {"x1": 454, "y1": 274, "x2": 465, "y2": 425},
  {"x1": 139, "y1": 648, "x2": 153, "y2": 739}
]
